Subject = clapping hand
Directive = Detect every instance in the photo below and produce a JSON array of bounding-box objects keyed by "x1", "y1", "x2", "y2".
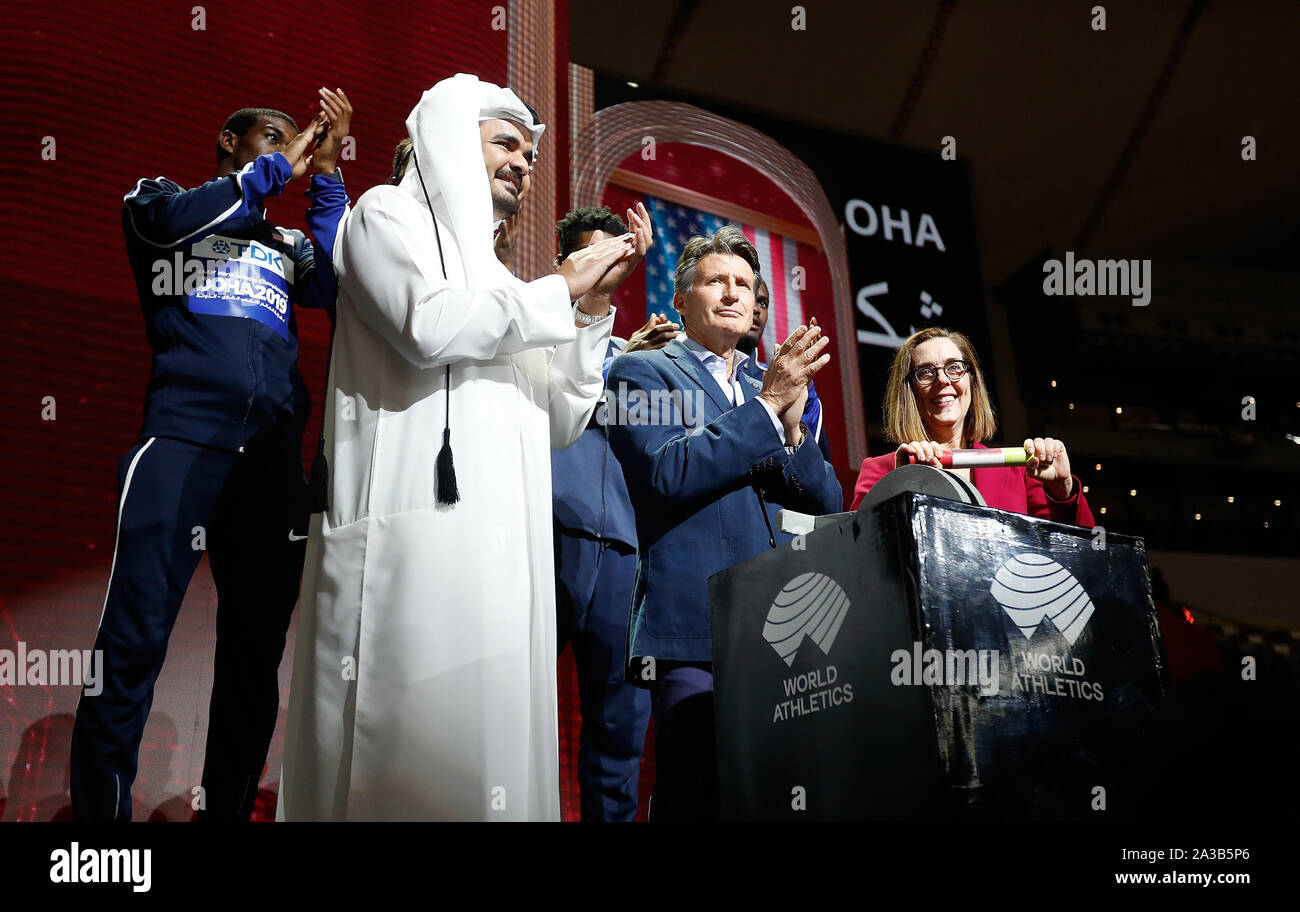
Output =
[
  {"x1": 589, "y1": 202, "x2": 653, "y2": 298},
  {"x1": 310, "y1": 87, "x2": 353, "y2": 175},
  {"x1": 623, "y1": 312, "x2": 680, "y2": 353},
  {"x1": 557, "y1": 233, "x2": 636, "y2": 301},
  {"x1": 758, "y1": 318, "x2": 830, "y2": 446},
  {"x1": 282, "y1": 113, "x2": 328, "y2": 180},
  {"x1": 494, "y1": 213, "x2": 521, "y2": 272}
]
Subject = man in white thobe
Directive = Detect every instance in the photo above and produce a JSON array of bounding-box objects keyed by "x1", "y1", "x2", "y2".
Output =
[{"x1": 277, "y1": 74, "x2": 641, "y2": 820}]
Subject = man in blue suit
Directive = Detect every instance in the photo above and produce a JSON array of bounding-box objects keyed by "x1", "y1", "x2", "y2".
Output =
[{"x1": 606, "y1": 225, "x2": 842, "y2": 820}]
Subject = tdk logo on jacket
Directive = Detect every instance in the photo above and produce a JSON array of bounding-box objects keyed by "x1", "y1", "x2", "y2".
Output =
[{"x1": 198, "y1": 236, "x2": 287, "y2": 271}]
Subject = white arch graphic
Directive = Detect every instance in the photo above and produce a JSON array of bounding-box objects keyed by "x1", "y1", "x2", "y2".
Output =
[{"x1": 570, "y1": 100, "x2": 867, "y2": 470}]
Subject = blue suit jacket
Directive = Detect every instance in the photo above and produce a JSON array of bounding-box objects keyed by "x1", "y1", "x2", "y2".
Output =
[{"x1": 606, "y1": 338, "x2": 843, "y2": 666}]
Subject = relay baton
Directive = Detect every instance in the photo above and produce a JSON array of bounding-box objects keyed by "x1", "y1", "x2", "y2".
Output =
[{"x1": 901, "y1": 446, "x2": 1031, "y2": 468}]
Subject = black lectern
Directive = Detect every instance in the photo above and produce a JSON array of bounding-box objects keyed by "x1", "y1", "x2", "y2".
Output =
[{"x1": 708, "y1": 485, "x2": 1168, "y2": 820}]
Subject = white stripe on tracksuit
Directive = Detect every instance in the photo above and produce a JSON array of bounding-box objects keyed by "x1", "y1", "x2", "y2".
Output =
[
  {"x1": 95, "y1": 437, "x2": 157, "y2": 629},
  {"x1": 123, "y1": 161, "x2": 254, "y2": 249},
  {"x1": 78, "y1": 435, "x2": 156, "y2": 821}
]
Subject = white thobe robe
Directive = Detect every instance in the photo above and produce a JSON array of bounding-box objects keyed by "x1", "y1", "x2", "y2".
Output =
[{"x1": 276, "y1": 177, "x2": 611, "y2": 820}]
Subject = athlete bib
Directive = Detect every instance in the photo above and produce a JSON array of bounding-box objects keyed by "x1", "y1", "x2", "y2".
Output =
[{"x1": 185, "y1": 235, "x2": 294, "y2": 340}]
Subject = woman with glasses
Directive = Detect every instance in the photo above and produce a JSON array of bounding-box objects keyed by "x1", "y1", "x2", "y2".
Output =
[{"x1": 850, "y1": 327, "x2": 1094, "y2": 527}]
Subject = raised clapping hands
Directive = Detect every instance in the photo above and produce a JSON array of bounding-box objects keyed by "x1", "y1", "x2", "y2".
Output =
[
  {"x1": 557, "y1": 233, "x2": 636, "y2": 301},
  {"x1": 589, "y1": 203, "x2": 654, "y2": 299},
  {"x1": 310, "y1": 87, "x2": 353, "y2": 175},
  {"x1": 758, "y1": 318, "x2": 831, "y2": 448},
  {"x1": 494, "y1": 213, "x2": 521, "y2": 272},
  {"x1": 281, "y1": 112, "x2": 327, "y2": 180},
  {"x1": 278, "y1": 88, "x2": 353, "y2": 180},
  {"x1": 623, "y1": 312, "x2": 681, "y2": 353}
]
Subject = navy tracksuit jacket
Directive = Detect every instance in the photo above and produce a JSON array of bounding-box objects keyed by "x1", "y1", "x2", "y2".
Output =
[{"x1": 70, "y1": 152, "x2": 347, "y2": 821}]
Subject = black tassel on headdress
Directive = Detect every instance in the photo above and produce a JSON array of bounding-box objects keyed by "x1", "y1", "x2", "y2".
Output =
[
  {"x1": 412, "y1": 147, "x2": 459, "y2": 506},
  {"x1": 435, "y1": 365, "x2": 459, "y2": 505}
]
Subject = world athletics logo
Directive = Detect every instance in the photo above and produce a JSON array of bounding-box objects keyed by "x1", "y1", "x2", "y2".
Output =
[
  {"x1": 762, "y1": 572, "x2": 850, "y2": 666},
  {"x1": 989, "y1": 553, "x2": 1095, "y2": 646}
]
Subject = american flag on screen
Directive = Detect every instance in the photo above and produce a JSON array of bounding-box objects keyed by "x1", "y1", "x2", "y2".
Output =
[{"x1": 644, "y1": 196, "x2": 802, "y2": 363}]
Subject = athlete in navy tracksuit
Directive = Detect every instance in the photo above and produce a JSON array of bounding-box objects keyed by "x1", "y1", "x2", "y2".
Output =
[{"x1": 70, "y1": 98, "x2": 351, "y2": 822}]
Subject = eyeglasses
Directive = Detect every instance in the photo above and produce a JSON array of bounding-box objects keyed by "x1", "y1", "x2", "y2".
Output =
[{"x1": 909, "y1": 359, "x2": 971, "y2": 385}]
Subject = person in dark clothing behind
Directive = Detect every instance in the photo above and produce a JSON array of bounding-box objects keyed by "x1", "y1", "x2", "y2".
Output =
[
  {"x1": 71, "y1": 88, "x2": 353, "y2": 822},
  {"x1": 551, "y1": 205, "x2": 671, "y2": 821}
]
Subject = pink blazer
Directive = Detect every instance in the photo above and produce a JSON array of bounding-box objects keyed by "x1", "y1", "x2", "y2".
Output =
[{"x1": 850, "y1": 441, "x2": 1095, "y2": 528}]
